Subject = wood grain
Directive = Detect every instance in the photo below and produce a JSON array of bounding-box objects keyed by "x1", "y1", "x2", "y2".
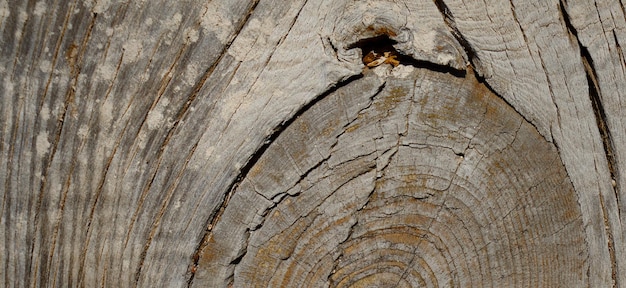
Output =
[
  {"x1": 198, "y1": 68, "x2": 587, "y2": 287},
  {"x1": 1, "y1": 0, "x2": 623, "y2": 286}
]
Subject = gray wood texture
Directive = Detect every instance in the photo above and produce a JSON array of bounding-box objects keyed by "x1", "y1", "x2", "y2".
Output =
[{"x1": 1, "y1": 0, "x2": 624, "y2": 287}]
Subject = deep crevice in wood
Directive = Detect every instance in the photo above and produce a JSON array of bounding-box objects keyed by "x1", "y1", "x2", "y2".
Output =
[
  {"x1": 614, "y1": 30, "x2": 626, "y2": 75},
  {"x1": 560, "y1": 0, "x2": 620, "y2": 207},
  {"x1": 471, "y1": 68, "x2": 547, "y2": 149},
  {"x1": 619, "y1": 0, "x2": 626, "y2": 24},
  {"x1": 559, "y1": 3, "x2": 619, "y2": 184},
  {"x1": 430, "y1": 0, "x2": 547, "y2": 144},
  {"x1": 131, "y1": 40, "x2": 223, "y2": 287},
  {"x1": 124, "y1": 42, "x2": 187, "y2": 261},
  {"x1": 129, "y1": 39, "x2": 226, "y2": 285},
  {"x1": 229, "y1": 247, "x2": 247, "y2": 265},
  {"x1": 185, "y1": 0, "x2": 262, "y2": 286},
  {"x1": 432, "y1": 0, "x2": 479, "y2": 68},
  {"x1": 186, "y1": 72, "x2": 363, "y2": 287},
  {"x1": 347, "y1": 35, "x2": 397, "y2": 56},
  {"x1": 29, "y1": 1, "x2": 82, "y2": 283},
  {"x1": 559, "y1": 1, "x2": 619, "y2": 286},
  {"x1": 244, "y1": 82, "x2": 386, "y2": 259},
  {"x1": 349, "y1": 34, "x2": 466, "y2": 77}
]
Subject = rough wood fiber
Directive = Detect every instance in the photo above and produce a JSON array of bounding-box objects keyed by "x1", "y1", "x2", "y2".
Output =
[
  {"x1": 0, "y1": 0, "x2": 624, "y2": 287},
  {"x1": 439, "y1": 0, "x2": 625, "y2": 285},
  {"x1": 200, "y1": 68, "x2": 587, "y2": 287}
]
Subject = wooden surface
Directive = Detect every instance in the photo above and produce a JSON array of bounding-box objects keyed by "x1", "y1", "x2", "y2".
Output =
[{"x1": 1, "y1": 0, "x2": 624, "y2": 287}]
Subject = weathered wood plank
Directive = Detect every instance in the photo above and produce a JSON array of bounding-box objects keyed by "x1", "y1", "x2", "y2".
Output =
[
  {"x1": 560, "y1": 1, "x2": 626, "y2": 285},
  {"x1": 1, "y1": 0, "x2": 624, "y2": 286},
  {"x1": 1, "y1": 0, "x2": 263, "y2": 286},
  {"x1": 200, "y1": 67, "x2": 586, "y2": 286},
  {"x1": 435, "y1": 0, "x2": 624, "y2": 285}
]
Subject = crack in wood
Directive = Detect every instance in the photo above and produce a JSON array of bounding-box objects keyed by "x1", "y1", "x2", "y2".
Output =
[
  {"x1": 330, "y1": 81, "x2": 387, "y2": 153},
  {"x1": 424, "y1": 2, "x2": 551, "y2": 149},
  {"x1": 507, "y1": 0, "x2": 538, "y2": 74},
  {"x1": 77, "y1": 122, "x2": 130, "y2": 287},
  {"x1": 349, "y1": 34, "x2": 466, "y2": 77},
  {"x1": 278, "y1": 0, "x2": 308, "y2": 48},
  {"x1": 476, "y1": 65, "x2": 547, "y2": 146},
  {"x1": 598, "y1": 191, "x2": 618, "y2": 288},
  {"x1": 181, "y1": 0, "x2": 264, "y2": 284},
  {"x1": 393, "y1": 142, "x2": 468, "y2": 286},
  {"x1": 232, "y1": 80, "x2": 390, "y2": 275},
  {"x1": 186, "y1": 72, "x2": 363, "y2": 287},
  {"x1": 559, "y1": 3, "x2": 619, "y2": 183},
  {"x1": 240, "y1": 161, "x2": 376, "y2": 286},
  {"x1": 264, "y1": 155, "x2": 328, "y2": 204},
  {"x1": 429, "y1": 1, "x2": 547, "y2": 149},
  {"x1": 536, "y1": 46, "x2": 564, "y2": 133},
  {"x1": 103, "y1": 0, "x2": 266, "y2": 285},
  {"x1": 431, "y1": 0, "x2": 478, "y2": 69},
  {"x1": 327, "y1": 216, "x2": 362, "y2": 287},
  {"x1": 45, "y1": 13, "x2": 100, "y2": 284},
  {"x1": 124, "y1": 26, "x2": 224, "y2": 259},
  {"x1": 559, "y1": 1, "x2": 619, "y2": 286},
  {"x1": 614, "y1": 30, "x2": 626, "y2": 75},
  {"x1": 242, "y1": 83, "x2": 396, "y2": 251},
  {"x1": 127, "y1": 63, "x2": 204, "y2": 285},
  {"x1": 27, "y1": 1, "x2": 83, "y2": 285}
]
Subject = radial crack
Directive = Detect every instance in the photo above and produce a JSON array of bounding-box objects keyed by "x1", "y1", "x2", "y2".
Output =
[{"x1": 186, "y1": 72, "x2": 364, "y2": 286}]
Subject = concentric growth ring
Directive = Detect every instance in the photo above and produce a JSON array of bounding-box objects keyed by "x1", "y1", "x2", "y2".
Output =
[{"x1": 198, "y1": 68, "x2": 587, "y2": 287}]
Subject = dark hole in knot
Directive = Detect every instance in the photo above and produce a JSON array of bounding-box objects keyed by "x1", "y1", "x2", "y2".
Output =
[
  {"x1": 348, "y1": 34, "x2": 466, "y2": 77},
  {"x1": 348, "y1": 34, "x2": 398, "y2": 56},
  {"x1": 348, "y1": 35, "x2": 401, "y2": 67}
]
